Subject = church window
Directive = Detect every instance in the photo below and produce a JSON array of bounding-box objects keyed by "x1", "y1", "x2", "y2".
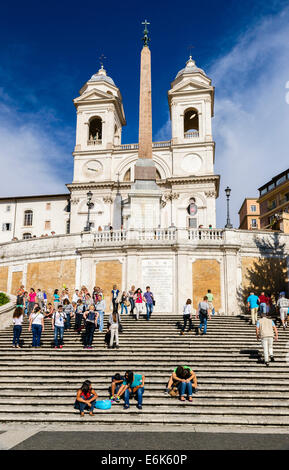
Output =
[
  {"x1": 23, "y1": 233, "x2": 32, "y2": 239},
  {"x1": 184, "y1": 108, "x2": 199, "y2": 138},
  {"x1": 6, "y1": 205, "x2": 11, "y2": 212},
  {"x1": 24, "y1": 210, "x2": 33, "y2": 226},
  {"x1": 188, "y1": 217, "x2": 197, "y2": 228},
  {"x1": 66, "y1": 219, "x2": 70, "y2": 234},
  {"x1": 2, "y1": 223, "x2": 11, "y2": 231},
  {"x1": 89, "y1": 117, "x2": 102, "y2": 142},
  {"x1": 46, "y1": 203, "x2": 51, "y2": 210}
]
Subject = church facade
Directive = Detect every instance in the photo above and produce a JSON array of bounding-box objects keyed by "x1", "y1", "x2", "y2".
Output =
[{"x1": 0, "y1": 43, "x2": 288, "y2": 315}]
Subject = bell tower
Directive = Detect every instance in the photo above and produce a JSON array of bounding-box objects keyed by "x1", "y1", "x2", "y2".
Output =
[{"x1": 73, "y1": 66, "x2": 126, "y2": 154}]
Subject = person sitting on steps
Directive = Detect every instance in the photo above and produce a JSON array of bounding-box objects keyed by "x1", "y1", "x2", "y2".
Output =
[
  {"x1": 110, "y1": 373, "x2": 125, "y2": 403},
  {"x1": 164, "y1": 365, "x2": 197, "y2": 402},
  {"x1": 74, "y1": 380, "x2": 98, "y2": 417},
  {"x1": 116, "y1": 370, "x2": 145, "y2": 410}
]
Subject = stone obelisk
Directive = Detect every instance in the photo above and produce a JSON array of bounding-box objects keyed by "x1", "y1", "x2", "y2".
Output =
[{"x1": 127, "y1": 21, "x2": 161, "y2": 230}]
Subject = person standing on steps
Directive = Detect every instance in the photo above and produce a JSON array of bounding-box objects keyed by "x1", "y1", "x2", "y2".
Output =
[
  {"x1": 28, "y1": 288, "x2": 37, "y2": 315},
  {"x1": 196, "y1": 296, "x2": 211, "y2": 335},
  {"x1": 108, "y1": 311, "x2": 121, "y2": 349},
  {"x1": 206, "y1": 289, "x2": 215, "y2": 316},
  {"x1": 181, "y1": 299, "x2": 193, "y2": 335},
  {"x1": 53, "y1": 289, "x2": 60, "y2": 310},
  {"x1": 74, "y1": 299, "x2": 85, "y2": 333},
  {"x1": 277, "y1": 293, "x2": 289, "y2": 330},
  {"x1": 128, "y1": 285, "x2": 136, "y2": 316},
  {"x1": 74, "y1": 380, "x2": 98, "y2": 417},
  {"x1": 134, "y1": 288, "x2": 144, "y2": 320},
  {"x1": 111, "y1": 285, "x2": 120, "y2": 314},
  {"x1": 117, "y1": 370, "x2": 145, "y2": 410},
  {"x1": 256, "y1": 311, "x2": 278, "y2": 366},
  {"x1": 29, "y1": 306, "x2": 45, "y2": 347},
  {"x1": 83, "y1": 305, "x2": 99, "y2": 349},
  {"x1": 143, "y1": 286, "x2": 154, "y2": 321},
  {"x1": 95, "y1": 293, "x2": 106, "y2": 333},
  {"x1": 120, "y1": 291, "x2": 129, "y2": 315},
  {"x1": 63, "y1": 298, "x2": 74, "y2": 330},
  {"x1": 12, "y1": 306, "x2": 24, "y2": 348},
  {"x1": 246, "y1": 291, "x2": 260, "y2": 325},
  {"x1": 52, "y1": 304, "x2": 67, "y2": 349}
]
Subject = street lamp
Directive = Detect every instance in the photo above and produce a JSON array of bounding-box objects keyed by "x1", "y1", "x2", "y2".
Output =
[
  {"x1": 224, "y1": 186, "x2": 233, "y2": 229},
  {"x1": 84, "y1": 191, "x2": 94, "y2": 232}
]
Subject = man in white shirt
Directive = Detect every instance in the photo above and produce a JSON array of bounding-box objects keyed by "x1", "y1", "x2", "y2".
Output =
[
  {"x1": 72, "y1": 289, "x2": 80, "y2": 304},
  {"x1": 52, "y1": 305, "x2": 67, "y2": 349}
]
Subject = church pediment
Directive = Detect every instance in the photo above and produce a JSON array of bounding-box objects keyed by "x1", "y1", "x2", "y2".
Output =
[
  {"x1": 170, "y1": 78, "x2": 212, "y2": 94},
  {"x1": 74, "y1": 88, "x2": 115, "y2": 104}
]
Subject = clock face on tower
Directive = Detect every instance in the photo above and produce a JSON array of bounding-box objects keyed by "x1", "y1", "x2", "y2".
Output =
[{"x1": 83, "y1": 160, "x2": 103, "y2": 179}]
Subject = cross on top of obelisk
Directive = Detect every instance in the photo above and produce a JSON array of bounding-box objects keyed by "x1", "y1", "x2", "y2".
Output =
[{"x1": 142, "y1": 20, "x2": 150, "y2": 46}]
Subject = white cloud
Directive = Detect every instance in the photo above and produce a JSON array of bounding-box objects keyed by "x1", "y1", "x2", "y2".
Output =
[
  {"x1": 0, "y1": 92, "x2": 72, "y2": 197},
  {"x1": 154, "y1": 7, "x2": 289, "y2": 228},
  {"x1": 211, "y1": 8, "x2": 289, "y2": 227}
]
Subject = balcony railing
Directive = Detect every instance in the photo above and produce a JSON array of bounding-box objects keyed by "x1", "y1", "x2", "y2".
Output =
[
  {"x1": 92, "y1": 228, "x2": 224, "y2": 245},
  {"x1": 184, "y1": 131, "x2": 199, "y2": 139},
  {"x1": 115, "y1": 141, "x2": 171, "y2": 151},
  {"x1": 87, "y1": 139, "x2": 102, "y2": 146}
]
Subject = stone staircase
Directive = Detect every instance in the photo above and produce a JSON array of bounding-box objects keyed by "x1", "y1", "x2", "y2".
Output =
[{"x1": 1, "y1": 313, "x2": 289, "y2": 430}]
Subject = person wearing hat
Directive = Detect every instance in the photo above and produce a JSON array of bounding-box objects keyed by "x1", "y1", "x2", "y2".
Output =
[{"x1": 256, "y1": 311, "x2": 278, "y2": 366}]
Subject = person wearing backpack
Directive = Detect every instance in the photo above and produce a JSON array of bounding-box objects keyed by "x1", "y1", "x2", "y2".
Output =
[
  {"x1": 29, "y1": 306, "x2": 45, "y2": 347},
  {"x1": 83, "y1": 305, "x2": 99, "y2": 349},
  {"x1": 52, "y1": 304, "x2": 67, "y2": 349},
  {"x1": 196, "y1": 296, "x2": 211, "y2": 335}
]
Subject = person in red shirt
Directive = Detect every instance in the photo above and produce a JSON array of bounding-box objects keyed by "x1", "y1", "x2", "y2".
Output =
[{"x1": 259, "y1": 292, "x2": 268, "y2": 315}]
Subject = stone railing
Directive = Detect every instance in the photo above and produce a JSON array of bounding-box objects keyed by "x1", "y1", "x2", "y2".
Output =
[
  {"x1": 92, "y1": 228, "x2": 224, "y2": 244},
  {"x1": 87, "y1": 139, "x2": 102, "y2": 146},
  {"x1": 184, "y1": 131, "x2": 199, "y2": 139},
  {"x1": 115, "y1": 141, "x2": 171, "y2": 151}
]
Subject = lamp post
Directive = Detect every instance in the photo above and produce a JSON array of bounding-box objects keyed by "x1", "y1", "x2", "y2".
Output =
[
  {"x1": 225, "y1": 186, "x2": 233, "y2": 229},
  {"x1": 84, "y1": 191, "x2": 94, "y2": 232}
]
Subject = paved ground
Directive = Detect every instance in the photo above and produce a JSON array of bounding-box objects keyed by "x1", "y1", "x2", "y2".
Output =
[{"x1": 9, "y1": 431, "x2": 289, "y2": 450}]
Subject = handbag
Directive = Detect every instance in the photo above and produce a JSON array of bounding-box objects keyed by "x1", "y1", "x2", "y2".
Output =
[{"x1": 153, "y1": 300, "x2": 156, "y2": 306}]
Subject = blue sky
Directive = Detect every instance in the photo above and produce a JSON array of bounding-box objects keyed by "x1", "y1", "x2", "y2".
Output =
[{"x1": 0, "y1": 0, "x2": 289, "y2": 227}]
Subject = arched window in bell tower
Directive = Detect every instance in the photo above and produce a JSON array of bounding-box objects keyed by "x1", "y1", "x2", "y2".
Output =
[
  {"x1": 184, "y1": 108, "x2": 199, "y2": 138},
  {"x1": 89, "y1": 117, "x2": 102, "y2": 143}
]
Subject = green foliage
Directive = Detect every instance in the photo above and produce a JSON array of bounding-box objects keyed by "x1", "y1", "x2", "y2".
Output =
[{"x1": 0, "y1": 292, "x2": 9, "y2": 306}]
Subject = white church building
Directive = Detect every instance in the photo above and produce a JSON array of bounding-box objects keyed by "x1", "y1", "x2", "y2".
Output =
[{"x1": 0, "y1": 43, "x2": 288, "y2": 315}]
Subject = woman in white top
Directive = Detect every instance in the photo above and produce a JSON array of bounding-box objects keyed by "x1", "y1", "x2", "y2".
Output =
[
  {"x1": 108, "y1": 312, "x2": 120, "y2": 349},
  {"x1": 181, "y1": 299, "x2": 193, "y2": 335},
  {"x1": 12, "y1": 307, "x2": 24, "y2": 348},
  {"x1": 29, "y1": 306, "x2": 45, "y2": 347}
]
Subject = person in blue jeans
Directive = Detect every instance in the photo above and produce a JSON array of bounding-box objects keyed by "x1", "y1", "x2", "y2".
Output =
[
  {"x1": 29, "y1": 306, "x2": 45, "y2": 347},
  {"x1": 196, "y1": 296, "x2": 211, "y2": 335},
  {"x1": 95, "y1": 294, "x2": 106, "y2": 332},
  {"x1": 12, "y1": 307, "x2": 24, "y2": 348},
  {"x1": 52, "y1": 305, "x2": 66, "y2": 349},
  {"x1": 74, "y1": 380, "x2": 98, "y2": 417},
  {"x1": 143, "y1": 286, "x2": 154, "y2": 321},
  {"x1": 117, "y1": 370, "x2": 145, "y2": 410},
  {"x1": 165, "y1": 366, "x2": 197, "y2": 401}
]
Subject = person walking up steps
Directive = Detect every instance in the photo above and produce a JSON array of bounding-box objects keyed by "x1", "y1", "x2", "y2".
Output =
[
  {"x1": 206, "y1": 289, "x2": 215, "y2": 315},
  {"x1": 277, "y1": 293, "x2": 289, "y2": 330},
  {"x1": 247, "y1": 292, "x2": 259, "y2": 325},
  {"x1": 196, "y1": 296, "x2": 211, "y2": 335},
  {"x1": 12, "y1": 307, "x2": 24, "y2": 348},
  {"x1": 256, "y1": 311, "x2": 278, "y2": 366},
  {"x1": 181, "y1": 299, "x2": 193, "y2": 335}
]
